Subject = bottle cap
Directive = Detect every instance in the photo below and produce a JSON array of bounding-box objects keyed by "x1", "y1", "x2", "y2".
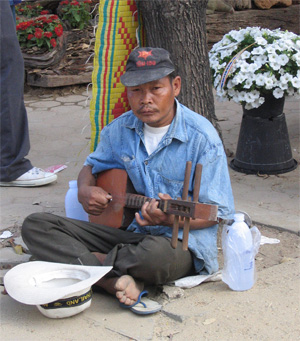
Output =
[
  {"x1": 69, "y1": 180, "x2": 77, "y2": 188},
  {"x1": 234, "y1": 213, "x2": 245, "y2": 222}
]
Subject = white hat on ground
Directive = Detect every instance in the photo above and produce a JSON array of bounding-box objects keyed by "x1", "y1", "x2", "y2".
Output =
[{"x1": 4, "y1": 261, "x2": 112, "y2": 318}]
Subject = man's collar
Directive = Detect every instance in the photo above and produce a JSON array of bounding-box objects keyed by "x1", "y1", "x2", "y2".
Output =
[{"x1": 166, "y1": 99, "x2": 188, "y2": 143}]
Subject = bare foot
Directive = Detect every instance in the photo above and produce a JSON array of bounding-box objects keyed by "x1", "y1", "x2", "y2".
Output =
[
  {"x1": 114, "y1": 275, "x2": 144, "y2": 306},
  {"x1": 96, "y1": 275, "x2": 143, "y2": 306}
]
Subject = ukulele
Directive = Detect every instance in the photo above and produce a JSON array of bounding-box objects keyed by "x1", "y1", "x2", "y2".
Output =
[{"x1": 89, "y1": 168, "x2": 218, "y2": 229}]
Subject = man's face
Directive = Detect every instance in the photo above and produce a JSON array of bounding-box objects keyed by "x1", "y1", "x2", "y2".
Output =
[{"x1": 126, "y1": 76, "x2": 181, "y2": 127}]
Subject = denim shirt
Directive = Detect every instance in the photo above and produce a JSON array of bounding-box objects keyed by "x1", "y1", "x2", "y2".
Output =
[{"x1": 85, "y1": 100, "x2": 235, "y2": 274}]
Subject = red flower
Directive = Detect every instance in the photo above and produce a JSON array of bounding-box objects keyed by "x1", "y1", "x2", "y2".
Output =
[
  {"x1": 84, "y1": 0, "x2": 92, "y2": 3},
  {"x1": 16, "y1": 22, "x2": 31, "y2": 31},
  {"x1": 71, "y1": 1, "x2": 79, "y2": 6},
  {"x1": 50, "y1": 15, "x2": 59, "y2": 20},
  {"x1": 27, "y1": 34, "x2": 34, "y2": 40},
  {"x1": 50, "y1": 38, "x2": 57, "y2": 48},
  {"x1": 44, "y1": 31, "x2": 53, "y2": 38},
  {"x1": 39, "y1": 16, "x2": 48, "y2": 23},
  {"x1": 54, "y1": 25, "x2": 63, "y2": 37},
  {"x1": 34, "y1": 28, "x2": 43, "y2": 39},
  {"x1": 40, "y1": 10, "x2": 49, "y2": 15},
  {"x1": 60, "y1": 0, "x2": 69, "y2": 5}
]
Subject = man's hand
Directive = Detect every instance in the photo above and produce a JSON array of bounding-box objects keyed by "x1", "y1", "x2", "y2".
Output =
[
  {"x1": 77, "y1": 165, "x2": 112, "y2": 216},
  {"x1": 78, "y1": 185, "x2": 112, "y2": 216},
  {"x1": 135, "y1": 191, "x2": 218, "y2": 230},
  {"x1": 135, "y1": 193, "x2": 174, "y2": 227}
]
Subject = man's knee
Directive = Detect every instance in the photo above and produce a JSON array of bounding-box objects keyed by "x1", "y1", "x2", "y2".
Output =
[
  {"x1": 132, "y1": 236, "x2": 179, "y2": 282},
  {"x1": 22, "y1": 212, "x2": 50, "y2": 239}
]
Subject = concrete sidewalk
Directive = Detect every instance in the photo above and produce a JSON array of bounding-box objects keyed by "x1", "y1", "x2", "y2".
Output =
[{"x1": 0, "y1": 88, "x2": 299, "y2": 340}]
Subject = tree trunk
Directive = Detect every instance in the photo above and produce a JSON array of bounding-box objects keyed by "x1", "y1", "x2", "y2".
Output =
[{"x1": 136, "y1": 0, "x2": 221, "y2": 136}]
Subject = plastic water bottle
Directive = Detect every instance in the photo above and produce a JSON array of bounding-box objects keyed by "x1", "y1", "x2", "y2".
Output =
[
  {"x1": 65, "y1": 180, "x2": 89, "y2": 221},
  {"x1": 222, "y1": 213, "x2": 254, "y2": 291}
]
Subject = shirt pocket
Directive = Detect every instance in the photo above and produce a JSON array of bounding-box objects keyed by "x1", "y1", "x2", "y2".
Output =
[
  {"x1": 121, "y1": 154, "x2": 138, "y2": 170},
  {"x1": 121, "y1": 155, "x2": 144, "y2": 192},
  {"x1": 154, "y1": 173, "x2": 183, "y2": 199}
]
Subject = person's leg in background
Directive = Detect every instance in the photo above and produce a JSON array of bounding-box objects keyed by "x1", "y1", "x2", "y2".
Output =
[{"x1": 0, "y1": 0, "x2": 57, "y2": 187}]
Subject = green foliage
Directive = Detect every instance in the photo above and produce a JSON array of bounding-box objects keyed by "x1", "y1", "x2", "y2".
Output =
[
  {"x1": 59, "y1": 0, "x2": 92, "y2": 30},
  {"x1": 15, "y1": 2, "x2": 47, "y2": 18}
]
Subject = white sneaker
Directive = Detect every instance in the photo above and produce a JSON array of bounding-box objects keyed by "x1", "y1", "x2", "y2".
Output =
[{"x1": 0, "y1": 167, "x2": 57, "y2": 187}]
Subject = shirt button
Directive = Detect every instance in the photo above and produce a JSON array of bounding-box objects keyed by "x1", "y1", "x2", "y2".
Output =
[{"x1": 144, "y1": 160, "x2": 148, "y2": 165}]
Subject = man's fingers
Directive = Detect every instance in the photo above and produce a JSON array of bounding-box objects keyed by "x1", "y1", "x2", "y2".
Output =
[
  {"x1": 135, "y1": 212, "x2": 148, "y2": 226},
  {"x1": 158, "y1": 193, "x2": 172, "y2": 200}
]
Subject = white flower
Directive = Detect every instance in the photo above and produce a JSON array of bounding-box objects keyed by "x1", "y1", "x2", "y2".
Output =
[
  {"x1": 244, "y1": 79, "x2": 253, "y2": 89},
  {"x1": 238, "y1": 91, "x2": 247, "y2": 101},
  {"x1": 230, "y1": 30, "x2": 246, "y2": 42},
  {"x1": 232, "y1": 73, "x2": 244, "y2": 85},
  {"x1": 220, "y1": 50, "x2": 231, "y2": 59},
  {"x1": 241, "y1": 51, "x2": 251, "y2": 60},
  {"x1": 279, "y1": 82, "x2": 289, "y2": 90},
  {"x1": 209, "y1": 27, "x2": 300, "y2": 109},
  {"x1": 292, "y1": 52, "x2": 300, "y2": 66},
  {"x1": 251, "y1": 90, "x2": 260, "y2": 99},
  {"x1": 245, "y1": 92, "x2": 255, "y2": 103},
  {"x1": 273, "y1": 88, "x2": 284, "y2": 98},
  {"x1": 269, "y1": 61, "x2": 281, "y2": 71},
  {"x1": 268, "y1": 54, "x2": 278, "y2": 63},
  {"x1": 255, "y1": 37, "x2": 268, "y2": 46},
  {"x1": 227, "y1": 88, "x2": 237, "y2": 97},
  {"x1": 251, "y1": 55, "x2": 267, "y2": 68},
  {"x1": 255, "y1": 74, "x2": 266, "y2": 87},
  {"x1": 214, "y1": 74, "x2": 221, "y2": 88},
  {"x1": 266, "y1": 45, "x2": 276, "y2": 54},
  {"x1": 277, "y1": 54, "x2": 289, "y2": 66},
  {"x1": 218, "y1": 62, "x2": 227, "y2": 70},
  {"x1": 280, "y1": 74, "x2": 293, "y2": 84},
  {"x1": 239, "y1": 61, "x2": 251, "y2": 73},
  {"x1": 265, "y1": 75, "x2": 277, "y2": 89},
  {"x1": 252, "y1": 46, "x2": 265, "y2": 55},
  {"x1": 291, "y1": 77, "x2": 300, "y2": 89},
  {"x1": 226, "y1": 79, "x2": 234, "y2": 89}
]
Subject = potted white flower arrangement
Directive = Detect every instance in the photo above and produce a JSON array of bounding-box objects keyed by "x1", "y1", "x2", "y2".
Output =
[
  {"x1": 209, "y1": 27, "x2": 299, "y2": 175},
  {"x1": 209, "y1": 26, "x2": 300, "y2": 109}
]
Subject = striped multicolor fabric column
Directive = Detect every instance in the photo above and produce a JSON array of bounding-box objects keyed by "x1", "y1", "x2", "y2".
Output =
[{"x1": 90, "y1": 0, "x2": 145, "y2": 151}]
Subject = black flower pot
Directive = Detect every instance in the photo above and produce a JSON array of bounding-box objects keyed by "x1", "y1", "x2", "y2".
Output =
[{"x1": 230, "y1": 94, "x2": 298, "y2": 175}]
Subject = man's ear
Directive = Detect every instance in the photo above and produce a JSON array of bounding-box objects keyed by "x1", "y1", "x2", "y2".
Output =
[{"x1": 173, "y1": 76, "x2": 181, "y2": 97}]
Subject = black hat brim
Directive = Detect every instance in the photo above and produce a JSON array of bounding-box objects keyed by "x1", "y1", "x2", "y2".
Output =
[{"x1": 120, "y1": 67, "x2": 175, "y2": 87}]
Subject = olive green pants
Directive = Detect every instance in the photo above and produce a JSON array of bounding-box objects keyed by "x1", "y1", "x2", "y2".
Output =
[{"x1": 22, "y1": 213, "x2": 194, "y2": 285}]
